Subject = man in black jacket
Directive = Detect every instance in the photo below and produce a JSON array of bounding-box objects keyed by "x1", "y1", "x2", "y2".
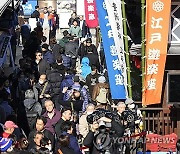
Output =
[
  {"x1": 55, "y1": 108, "x2": 72, "y2": 137},
  {"x1": 86, "y1": 48, "x2": 100, "y2": 72},
  {"x1": 35, "y1": 51, "x2": 50, "y2": 76},
  {"x1": 64, "y1": 36, "x2": 79, "y2": 69},
  {"x1": 28, "y1": 116, "x2": 54, "y2": 150},
  {"x1": 31, "y1": 5, "x2": 40, "y2": 21},
  {"x1": 86, "y1": 66, "x2": 100, "y2": 97}
]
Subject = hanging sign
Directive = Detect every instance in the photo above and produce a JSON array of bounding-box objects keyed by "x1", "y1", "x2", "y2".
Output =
[
  {"x1": 142, "y1": 0, "x2": 171, "y2": 105},
  {"x1": 84, "y1": 0, "x2": 98, "y2": 28},
  {"x1": 96, "y1": 0, "x2": 126, "y2": 99}
]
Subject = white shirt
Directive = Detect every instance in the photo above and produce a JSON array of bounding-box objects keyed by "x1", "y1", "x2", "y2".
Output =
[
  {"x1": 43, "y1": 13, "x2": 49, "y2": 28},
  {"x1": 80, "y1": 20, "x2": 83, "y2": 30}
]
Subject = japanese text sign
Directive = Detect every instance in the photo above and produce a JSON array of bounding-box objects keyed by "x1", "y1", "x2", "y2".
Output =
[
  {"x1": 96, "y1": 0, "x2": 126, "y2": 99},
  {"x1": 142, "y1": 0, "x2": 171, "y2": 105},
  {"x1": 84, "y1": 0, "x2": 98, "y2": 28}
]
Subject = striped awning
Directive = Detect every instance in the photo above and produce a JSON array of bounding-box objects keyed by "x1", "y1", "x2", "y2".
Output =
[{"x1": 0, "y1": 0, "x2": 12, "y2": 16}]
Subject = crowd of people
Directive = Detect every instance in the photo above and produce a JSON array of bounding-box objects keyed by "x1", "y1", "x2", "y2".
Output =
[{"x1": 0, "y1": 5, "x2": 144, "y2": 154}]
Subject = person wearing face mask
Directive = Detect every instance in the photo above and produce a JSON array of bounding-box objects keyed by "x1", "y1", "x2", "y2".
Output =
[
  {"x1": 79, "y1": 104, "x2": 95, "y2": 139},
  {"x1": 86, "y1": 66, "x2": 100, "y2": 98}
]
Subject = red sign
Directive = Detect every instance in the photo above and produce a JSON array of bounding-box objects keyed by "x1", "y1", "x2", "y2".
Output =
[
  {"x1": 146, "y1": 133, "x2": 177, "y2": 152},
  {"x1": 84, "y1": 0, "x2": 98, "y2": 28}
]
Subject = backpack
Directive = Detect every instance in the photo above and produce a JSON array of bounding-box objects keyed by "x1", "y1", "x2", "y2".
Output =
[
  {"x1": 24, "y1": 89, "x2": 42, "y2": 130},
  {"x1": 96, "y1": 87, "x2": 108, "y2": 104}
]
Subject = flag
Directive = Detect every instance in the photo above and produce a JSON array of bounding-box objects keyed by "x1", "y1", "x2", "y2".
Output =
[
  {"x1": 105, "y1": 0, "x2": 128, "y2": 97},
  {"x1": 142, "y1": 0, "x2": 171, "y2": 105},
  {"x1": 96, "y1": 0, "x2": 126, "y2": 99},
  {"x1": 84, "y1": 0, "x2": 98, "y2": 28}
]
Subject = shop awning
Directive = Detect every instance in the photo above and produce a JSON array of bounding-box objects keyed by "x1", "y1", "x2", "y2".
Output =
[
  {"x1": 0, "y1": 0, "x2": 12, "y2": 16},
  {"x1": 0, "y1": 0, "x2": 20, "y2": 17}
]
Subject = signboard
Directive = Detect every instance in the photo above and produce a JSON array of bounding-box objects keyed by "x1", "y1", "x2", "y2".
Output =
[
  {"x1": 57, "y1": 0, "x2": 76, "y2": 28},
  {"x1": 142, "y1": 0, "x2": 171, "y2": 105},
  {"x1": 96, "y1": 0, "x2": 126, "y2": 99},
  {"x1": 84, "y1": 0, "x2": 98, "y2": 28},
  {"x1": 22, "y1": 0, "x2": 37, "y2": 16},
  {"x1": 146, "y1": 133, "x2": 177, "y2": 152}
]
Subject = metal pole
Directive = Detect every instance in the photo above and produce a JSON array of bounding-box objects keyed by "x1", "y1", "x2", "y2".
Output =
[
  {"x1": 141, "y1": 0, "x2": 146, "y2": 91},
  {"x1": 121, "y1": 0, "x2": 132, "y2": 98},
  {"x1": 141, "y1": 0, "x2": 146, "y2": 153}
]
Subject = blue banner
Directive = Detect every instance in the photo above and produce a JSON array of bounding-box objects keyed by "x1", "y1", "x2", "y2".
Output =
[{"x1": 96, "y1": 0, "x2": 126, "y2": 99}]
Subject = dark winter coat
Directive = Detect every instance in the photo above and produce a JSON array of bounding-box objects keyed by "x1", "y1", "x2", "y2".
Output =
[
  {"x1": 43, "y1": 50, "x2": 55, "y2": 65},
  {"x1": 47, "y1": 69, "x2": 63, "y2": 97},
  {"x1": 83, "y1": 121, "x2": 124, "y2": 154},
  {"x1": 64, "y1": 41, "x2": 79, "y2": 58},
  {"x1": 35, "y1": 59, "x2": 50, "y2": 75},
  {"x1": 60, "y1": 75, "x2": 74, "y2": 92},
  {"x1": 62, "y1": 132, "x2": 82, "y2": 154},
  {"x1": 86, "y1": 44, "x2": 98, "y2": 56},
  {"x1": 85, "y1": 52, "x2": 100, "y2": 71},
  {"x1": 78, "y1": 43, "x2": 87, "y2": 62},
  {"x1": 51, "y1": 63, "x2": 66, "y2": 77},
  {"x1": 35, "y1": 81, "x2": 52, "y2": 97},
  {"x1": 50, "y1": 44, "x2": 61, "y2": 60},
  {"x1": 86, "y1": 73, "x2": 100, "y2": 97},
  {"x1": 28, "y1": 129, "x2": 54, "y2": 149}
]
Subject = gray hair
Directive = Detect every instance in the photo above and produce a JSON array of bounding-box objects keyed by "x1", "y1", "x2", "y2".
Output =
[
  {"x1": 86, "y1": 103, "x2": 95, "y2": 110},
  {"x1": 117, "y1": 102, "x2": 126, "y2": 107}
]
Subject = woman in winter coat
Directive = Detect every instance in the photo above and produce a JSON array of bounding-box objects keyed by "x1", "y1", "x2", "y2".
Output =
[{"x1": 80, "y1": 57, "x2": 91, "y2": 80}]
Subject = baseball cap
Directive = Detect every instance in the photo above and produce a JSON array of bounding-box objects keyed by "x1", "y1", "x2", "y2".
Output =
[
  {"x1": 98, "y1": 76, "x2": 106, "y2": 83},
  {"x1": 4, "y1": 121, "x2": 18, "y2": 129}
]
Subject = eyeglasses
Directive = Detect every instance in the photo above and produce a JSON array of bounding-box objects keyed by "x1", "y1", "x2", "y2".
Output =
[
  {"x1": 37, "y1": 54, "x2": 42, "y2": 57},
  {"x1": 86, "y1": 42, "x2": 91, "y2": 43}
]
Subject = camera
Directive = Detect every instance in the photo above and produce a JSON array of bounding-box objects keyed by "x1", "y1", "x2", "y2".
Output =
[{"x1": 87, "y1": 108, "x2": 120, "y2": 125}]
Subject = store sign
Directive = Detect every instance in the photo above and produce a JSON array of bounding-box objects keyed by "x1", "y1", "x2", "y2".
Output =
[
  {"x1": 142, "y1": 0, "x2": 171, "y2": 105},
  {"x1": 84, "y1": 0, "x2": 98, "y2": 28}
]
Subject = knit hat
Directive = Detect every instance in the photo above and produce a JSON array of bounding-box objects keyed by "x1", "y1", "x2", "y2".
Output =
[
  {"x1": 125, "y1": 98, "x2": 134, "y2": 105},
  {"x1": 4, "y1": 121, "x2": 18, "y2": 129},
  {"x1": 98, "y1": 76, "x2": 106, "y2": 83},
  {"x1": 0, "y1": 137, "x2": 13, "y2": 152}
]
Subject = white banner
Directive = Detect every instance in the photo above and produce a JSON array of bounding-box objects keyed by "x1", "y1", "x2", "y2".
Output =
[{"x1": 105, "y1": 0, "x2": 128, "y2": 97}]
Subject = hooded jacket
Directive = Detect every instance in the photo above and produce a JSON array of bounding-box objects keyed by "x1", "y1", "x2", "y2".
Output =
[{"x1": 81, "y1": 57, "x2": 91, "y2": 79}]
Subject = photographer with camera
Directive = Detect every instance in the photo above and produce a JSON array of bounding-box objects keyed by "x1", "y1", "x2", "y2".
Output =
[
  {"x1": 83, "y1": 107, "x2": 124, "y2": 154},
  {"x1": 122, "y1": 98, "x2": 143, "y2": 135}
]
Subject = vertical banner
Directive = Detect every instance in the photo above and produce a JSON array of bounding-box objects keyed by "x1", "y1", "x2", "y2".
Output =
[
  {"x1": 105, "y1": 0, "x2": 128, "y2": 97},
  {"x1": 84, "y1": 0, "x2": 99, "y2": 28},
  {"x1": 142, "y1": 0, "x2": 171, "y2": 105},
  {"x1": 96, "y1": 0, "x2": 126, "y2": 99}
]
